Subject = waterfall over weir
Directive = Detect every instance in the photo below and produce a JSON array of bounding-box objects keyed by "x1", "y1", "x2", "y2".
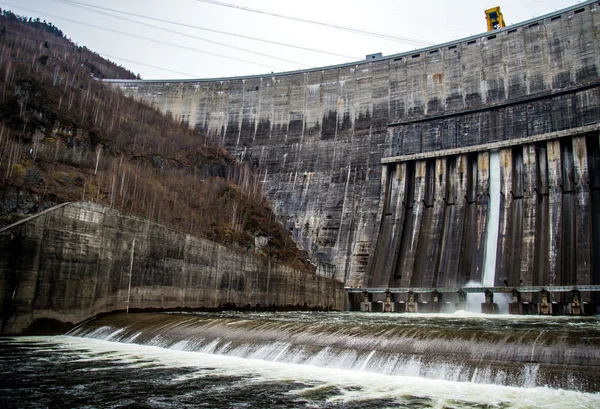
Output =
[{"x1": 69, "y1": 312, "x2": 600, "y2": 392}]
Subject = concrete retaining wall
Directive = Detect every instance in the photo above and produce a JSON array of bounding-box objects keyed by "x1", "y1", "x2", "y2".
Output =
[{"x1": 0, "y1": 202, "x2": 344, "y2": 335}]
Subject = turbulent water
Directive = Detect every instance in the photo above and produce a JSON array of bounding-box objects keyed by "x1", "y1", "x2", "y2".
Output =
[{"x1": 2, "y1": 312, "x2": 600, "y2": 408}]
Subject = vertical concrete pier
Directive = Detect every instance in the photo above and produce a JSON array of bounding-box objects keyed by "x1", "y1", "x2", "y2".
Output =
[
  {"x1": 481, "y1": 290, "x2": 498, "y2": 314},
  {"x1": 571, "y1": 290, "x2": 582, "y2": 315},
  {"x1": 509, "y1": 290, "x2": 523, "y2": 315},
  {"x1": 360, "y1": 291, "x2": 372, "y2": 312},
  {"x1": 538, "y1": 290, "x2": 552, "y2": 315},
  {"x1": 384, "y1": 291, "x2": 394, "y2": 312},
  {"x1": 456, "y1": 290, "x2": 467, "y2": 311},
  {"x1": 407, "y1": 292, "x2": 418, "y2": 313},
  {"x1": 431, "y1": 291, "x2": 442, "y2": 313}
]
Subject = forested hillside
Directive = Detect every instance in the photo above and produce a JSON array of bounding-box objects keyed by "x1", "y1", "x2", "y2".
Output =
[{"x1": 0, "y1": 10, "x2": 312, "y2": 271}]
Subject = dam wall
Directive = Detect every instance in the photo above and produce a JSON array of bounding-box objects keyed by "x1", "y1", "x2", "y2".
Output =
[
  {"x1": 0, "y1": 202, "x2": 344, "y2": 335},
  {"x1": 109, "y1": 1, "x2": 600, "y2": 290}
]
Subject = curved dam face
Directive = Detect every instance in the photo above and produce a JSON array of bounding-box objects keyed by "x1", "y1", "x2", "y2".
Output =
[{"x1": 111, "y1": 1, "x2": 600, "y2": 291}]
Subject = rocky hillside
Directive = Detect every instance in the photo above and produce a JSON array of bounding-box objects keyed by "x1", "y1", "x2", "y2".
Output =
[{"x1": 0, "y1": 10, "x2": 312, "y2": 272}]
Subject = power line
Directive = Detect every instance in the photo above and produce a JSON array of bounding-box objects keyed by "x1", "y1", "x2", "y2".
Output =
[
  {"x1": 195, "y1": 0, "x2": 433, "y2": 47},
  {"x1": 52, "y1": 0, "x2": 311, "y2": 68},
  {"x1": 55, "y1": 0, "x2": 360, "y2": 60},
  {"x1": 99, "y1": 54, "x2": 199, "y2": 78},
  {"x1": 527, "y1": 0, "x2": 569, "y2": 7},
  {"x1": 387, "y1": 12, "x2": 472, "y2": 34},
  {"x1": 3, "y1": 3, "x2": 284, "y2": 71},
  {"x1": 3, "y1": 28, "x2": 73, "y2": 49},
  {"x1": 0, "y1": 28, "x2": 199, "y2": 77}
]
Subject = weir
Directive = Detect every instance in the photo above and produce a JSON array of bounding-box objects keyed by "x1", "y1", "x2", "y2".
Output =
[{"x1": 67, "y1": 311, "x2": 600, "y2": 392}]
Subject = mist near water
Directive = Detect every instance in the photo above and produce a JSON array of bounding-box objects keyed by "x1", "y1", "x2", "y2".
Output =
[{"x1": 463, "y1": 280, "x2": 513, "y2": 314}]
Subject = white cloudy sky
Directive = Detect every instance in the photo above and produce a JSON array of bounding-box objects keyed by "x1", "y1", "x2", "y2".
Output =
[{"x1": 3, "y1": 0, "x2": 585, "y2": 79}]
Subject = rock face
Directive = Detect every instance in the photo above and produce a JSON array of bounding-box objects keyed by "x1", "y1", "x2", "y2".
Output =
[
  {"x1": 0, "y1": 202, "x2": 344, "y2": 335},
  {"x1": 110, "y1": 2, "x2": 600, "y2": 291}
]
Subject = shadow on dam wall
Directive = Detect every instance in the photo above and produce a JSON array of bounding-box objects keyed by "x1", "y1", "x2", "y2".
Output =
[
  {"x1": 0, "y1": 202, "x2": 344, "y2": 335},
  {"x1": 108, "y1": 1, "x2": 600, "y2": 290}
]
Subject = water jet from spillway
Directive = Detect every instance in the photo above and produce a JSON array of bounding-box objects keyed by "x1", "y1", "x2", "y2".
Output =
[{"x1": 483, "y1": 150, "x2": 501, "y2": 287}]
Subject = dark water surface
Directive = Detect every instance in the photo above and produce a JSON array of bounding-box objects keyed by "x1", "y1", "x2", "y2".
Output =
[{"x1": 1, "y1": 311, "x2": 600, "y2": 408}]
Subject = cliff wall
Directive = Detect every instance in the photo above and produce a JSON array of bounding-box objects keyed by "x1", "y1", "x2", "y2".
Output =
[
  {"x1": 109, "y1": 1, "x2": 600, "y2": 288},
  {"x1": 0, "y1": 202, "x2": 344, "y2": 335}
]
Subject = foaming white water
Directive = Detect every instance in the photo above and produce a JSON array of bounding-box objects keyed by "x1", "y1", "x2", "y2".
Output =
[
  {"x1": 66, "y1": 312, "x2": 600, "y2": 393},
  {"x1": 14, "y1": 336, "x2": 600, "y2": 409},
  {"x1": 460, "y1": 278, "x2": 513, "y2": 313},
  {"x1": 461, "y1": 292, "x2": 519, "y2": 314},
  {"x1": 463, "y1": 281, "x2": 488, "y2": 312},
  {"x1": 494, "y1": 292, "x2": 513, "y2": 314},
  {"x1": 466, "y1": 292, "x2": 486, "y2": 312}
]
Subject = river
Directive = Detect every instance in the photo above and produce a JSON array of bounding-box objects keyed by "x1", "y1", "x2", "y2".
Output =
[{"x1": 1, "y1": 311, "x2": 599, "y2": 408}]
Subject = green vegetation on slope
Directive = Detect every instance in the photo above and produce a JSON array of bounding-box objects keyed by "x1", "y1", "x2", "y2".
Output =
[{"x1": 0, "y1": 10, "x2": 313, "y2": 272}]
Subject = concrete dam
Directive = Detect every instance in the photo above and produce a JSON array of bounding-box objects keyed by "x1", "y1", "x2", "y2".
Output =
[{"x1": 110, "y1": 2, "x2": 600, "y2": 307}]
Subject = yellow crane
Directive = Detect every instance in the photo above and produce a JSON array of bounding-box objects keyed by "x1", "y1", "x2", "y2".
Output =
[{"x1": 485, "y1": 6, "x2": 506, "y2": 31}]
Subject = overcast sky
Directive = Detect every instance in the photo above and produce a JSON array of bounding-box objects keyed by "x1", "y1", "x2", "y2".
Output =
[{"x1": 4, "y1": 0, "x2": 586, "y2": 79}]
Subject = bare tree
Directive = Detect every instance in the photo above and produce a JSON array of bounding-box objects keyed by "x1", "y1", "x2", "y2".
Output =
[{"x1": 94, "y1": 143, "x2": 102, "y2": 175}]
